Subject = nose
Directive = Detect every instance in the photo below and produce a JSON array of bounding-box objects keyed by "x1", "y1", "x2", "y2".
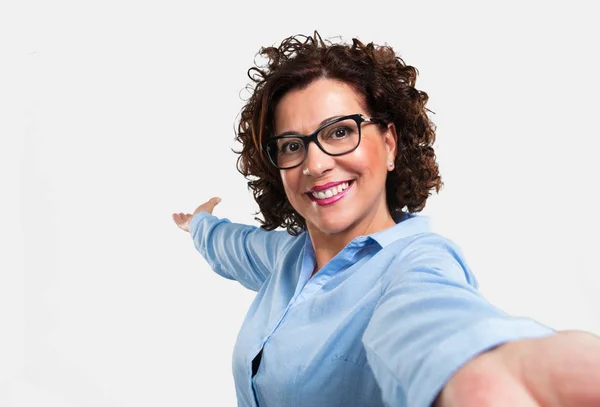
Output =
[{"x1": 302, "y1": 142, "x2": 335, "y2": 177}]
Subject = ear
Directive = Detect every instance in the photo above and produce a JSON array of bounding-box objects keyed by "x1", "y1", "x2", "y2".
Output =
[{"x1": 383, "y1": 122, "x2": 398, "y2": 166}]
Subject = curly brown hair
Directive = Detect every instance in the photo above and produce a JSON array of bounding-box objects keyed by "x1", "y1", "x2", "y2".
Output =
[{"x1": 235, "y1": 32, "x2": 442, "y2": 235}]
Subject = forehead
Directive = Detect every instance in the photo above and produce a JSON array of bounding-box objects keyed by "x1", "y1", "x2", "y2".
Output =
[{"x1": 274, "y1": 78, "x2": 365, "y2": 135}]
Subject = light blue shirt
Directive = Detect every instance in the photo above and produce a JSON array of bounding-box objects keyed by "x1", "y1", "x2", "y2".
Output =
[{"x1": 190, "y1": 211, "x2": 555, "y2": 407}]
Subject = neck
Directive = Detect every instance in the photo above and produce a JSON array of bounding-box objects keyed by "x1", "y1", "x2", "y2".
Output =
[{"x1": 307, "y1": 202, "x2": 395, "y2": 275}]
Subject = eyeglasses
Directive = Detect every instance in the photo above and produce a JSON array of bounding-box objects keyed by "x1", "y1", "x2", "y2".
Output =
[{"x1": 263, "y1": 113, "x2": 381, "y2": 170}]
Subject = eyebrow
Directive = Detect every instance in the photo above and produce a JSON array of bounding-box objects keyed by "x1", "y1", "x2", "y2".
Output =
[{"x1": 275, "y1": 114, "x2": 345, "y2": 138}]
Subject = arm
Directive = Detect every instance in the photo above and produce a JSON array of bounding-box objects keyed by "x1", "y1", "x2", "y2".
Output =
[
  {"x1": 362, "y1": 234, "x2": 556, "y2": 407},
  {"x1": 173, "y1": 197, "x2": 296, "y2": 292},
  {"x1": 190, "y1": 211, "x2": 294, "y2": 291},
  {"x1": 435, "y1": 330, "x2": 600, "y2": 407}
]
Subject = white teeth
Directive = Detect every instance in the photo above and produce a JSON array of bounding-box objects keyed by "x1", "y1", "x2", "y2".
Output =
[{"x1": 311, "y1": 182, "x2": 350, "y2": 200}]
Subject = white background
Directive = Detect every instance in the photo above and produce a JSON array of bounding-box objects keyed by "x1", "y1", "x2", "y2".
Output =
[{"x1": 2, "y1": 0, "x2": 599, "y2": 406}]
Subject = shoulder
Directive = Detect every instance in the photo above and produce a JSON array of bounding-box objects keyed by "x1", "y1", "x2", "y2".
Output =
[{"x1": 378, "y1": 225, "x2": 478, "y2": 290}]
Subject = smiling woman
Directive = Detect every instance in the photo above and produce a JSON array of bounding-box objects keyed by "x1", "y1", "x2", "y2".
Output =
[
  {"x1": 172, "y1": 32, "x2": 600, "y2": 407},
  {"x1": 275, "y1": 80, "x2": 398, "y2": 250}
]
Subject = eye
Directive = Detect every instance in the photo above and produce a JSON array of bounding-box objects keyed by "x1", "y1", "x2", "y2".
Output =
[
  {"x1": 279, "y1": 140, "x2": 303, "y2": 154},
  {"x1": 323, "y1": 126, "x2": 352, "y2": 140},
  {"x1": 333, "y1": 127, "x2": 349, "y2": 138}
]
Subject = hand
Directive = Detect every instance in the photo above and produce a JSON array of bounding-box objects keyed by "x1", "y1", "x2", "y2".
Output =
[{"x1": 172, "y1": 197, "x2": 221, "y2": 233}]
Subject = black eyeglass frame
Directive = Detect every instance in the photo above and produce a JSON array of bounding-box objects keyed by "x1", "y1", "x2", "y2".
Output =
[{"x1": 262, "y1": 113, "x2": 383, "y2": 170}]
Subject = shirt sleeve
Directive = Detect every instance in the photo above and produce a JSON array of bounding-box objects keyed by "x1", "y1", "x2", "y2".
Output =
[
  {"x1": 189, "y1": 211, "x2": 296, "y2": 292},
  {"x1": 362, "y1": 234, "x2": 556, "y2": 407}
]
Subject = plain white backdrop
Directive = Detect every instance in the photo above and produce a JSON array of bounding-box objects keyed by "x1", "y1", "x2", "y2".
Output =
[{"x1": 2, "y1": 0, "x2": 599, "y2": 406}]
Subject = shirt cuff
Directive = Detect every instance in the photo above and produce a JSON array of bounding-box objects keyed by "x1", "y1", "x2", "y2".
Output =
[{"x1": 189, "y1": 211, "x2": 213, "y2": 234}]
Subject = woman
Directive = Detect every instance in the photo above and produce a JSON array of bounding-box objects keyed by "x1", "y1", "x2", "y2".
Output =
[{"x1": 173, "y1": 33, "x2": 600, "y2": 407}]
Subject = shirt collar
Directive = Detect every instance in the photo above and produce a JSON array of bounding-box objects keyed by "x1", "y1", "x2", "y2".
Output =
[
  {"x1": 300, "y1": 212, "x2": 431, "y2": 250},
  {"x1": 368, "y1": 213, "x2": 432, "y2": 248}
]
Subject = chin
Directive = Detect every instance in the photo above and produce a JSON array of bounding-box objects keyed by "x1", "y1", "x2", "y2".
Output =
[{"x1": 307, "y1": 211, "x2": 359, "y2": 236}]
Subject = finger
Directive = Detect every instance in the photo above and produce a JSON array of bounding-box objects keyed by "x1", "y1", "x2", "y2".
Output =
[
  {"x1": 207, "y1": 197, "x2": 221, "y2": 211},
  {"x1": 173, "y1": 213, "x2": 187, "y2": 225}
]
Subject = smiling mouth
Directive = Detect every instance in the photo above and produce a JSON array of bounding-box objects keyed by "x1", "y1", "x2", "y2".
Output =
[{"x1": 308, "y1": 181, "x2": 353, "y2": 200}]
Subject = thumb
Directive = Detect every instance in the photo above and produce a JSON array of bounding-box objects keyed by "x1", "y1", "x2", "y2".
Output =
[
  {"x1": 207, "y1": 196, "x2": 221, "y2": 212},
  {"x1": 193, "y1": 196, "x2": 222, "y2": 215}
]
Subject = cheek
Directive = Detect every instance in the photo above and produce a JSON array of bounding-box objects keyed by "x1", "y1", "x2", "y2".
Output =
[{"x1": 346, "y1": 143, "x2": 387, "y2": 175}]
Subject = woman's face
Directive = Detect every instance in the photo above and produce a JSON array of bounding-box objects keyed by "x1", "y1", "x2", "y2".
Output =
[{"x1": 274, "y1": 78, "x2": 397, "y2": 237}]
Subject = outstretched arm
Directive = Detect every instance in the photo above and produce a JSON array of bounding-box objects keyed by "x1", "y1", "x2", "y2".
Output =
[
  {"x1": 363, "y1": 235, "x2": 600, "y2": 406},
  {"x1": 173, "y1": 197, "x2": 296, "y2": 292},
  {"x1": 436, "y1": 330, "x2": 600, "y2": 407}
]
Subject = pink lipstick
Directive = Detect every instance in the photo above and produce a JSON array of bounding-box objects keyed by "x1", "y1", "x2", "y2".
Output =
[{"x1": 307, "y1": 180, "x2": 354, "y2": 206}]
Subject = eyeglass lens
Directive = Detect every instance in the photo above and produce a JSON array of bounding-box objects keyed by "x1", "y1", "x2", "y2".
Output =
[{"x1": 268, "y1": 117, "x2": 361, "y2": 169}]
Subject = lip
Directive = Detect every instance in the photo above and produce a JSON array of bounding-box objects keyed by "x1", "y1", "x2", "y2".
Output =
[
  {"x1": 307, "y1": 180, "x2": 354, "y2": 206},
  {"x1": 307, "y1": 180, "x2": 353, "y2": 193}
]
